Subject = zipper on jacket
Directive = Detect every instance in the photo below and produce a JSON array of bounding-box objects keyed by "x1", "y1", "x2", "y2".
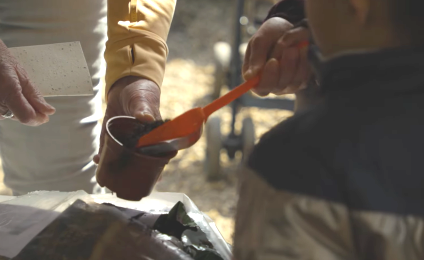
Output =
[{"x1": 130, "y1": 0, "x2": 137, "y2": 64}]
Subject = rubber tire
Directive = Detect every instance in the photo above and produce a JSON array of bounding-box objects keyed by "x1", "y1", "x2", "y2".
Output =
[
  {"x1": 241, "y1": 117, "x2": 256, "y2": 163},
  {"x1": 205, "y1": 117, "x2": 223, "y2": 181}
]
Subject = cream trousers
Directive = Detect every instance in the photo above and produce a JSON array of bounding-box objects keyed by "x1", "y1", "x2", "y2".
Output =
[{"x1": 0, "y1": 0, "x2": 107, "y2": 195}]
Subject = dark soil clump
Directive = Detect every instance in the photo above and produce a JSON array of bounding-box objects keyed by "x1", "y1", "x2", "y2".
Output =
[{"x1": 122, "y1": 119, "x2": 170, "y2": 149}]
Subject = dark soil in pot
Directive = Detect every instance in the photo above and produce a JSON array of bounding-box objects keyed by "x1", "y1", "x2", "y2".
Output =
[{"x1": 122, "y1": 119, "x2": 170, "y2": 149}]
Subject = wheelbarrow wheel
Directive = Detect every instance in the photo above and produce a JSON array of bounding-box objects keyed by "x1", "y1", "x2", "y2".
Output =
[
  {"x1": 241, "y1": 117, "x2": 256, "y2": 163},
  {"x1": 205, "y1": 116, "x2": 223, "y2": 181},
  {"x1": 212, "y1": 42, "x2": 231, "y2": 99}
]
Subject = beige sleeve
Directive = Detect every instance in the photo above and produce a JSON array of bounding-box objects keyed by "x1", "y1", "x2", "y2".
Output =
[
  {"x1": 233, "y1": 167, "x2": 355, "y2": 260},
  {"x1": 104, "y1": 0, "x2": 176, "y2": 97}
]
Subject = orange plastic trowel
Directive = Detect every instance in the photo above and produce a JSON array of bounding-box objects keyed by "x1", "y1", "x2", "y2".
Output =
[
  {"x1": 137, "y1": 76, "x2": 260, "y2": 155},
  {"x1": 137, "y1": 41, "x2": 309, "y2": 155}
]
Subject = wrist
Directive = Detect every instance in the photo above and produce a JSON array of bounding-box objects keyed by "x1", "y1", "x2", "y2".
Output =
[{"x1": 108, "y1": 76, "x2": 160, "y2": 100}]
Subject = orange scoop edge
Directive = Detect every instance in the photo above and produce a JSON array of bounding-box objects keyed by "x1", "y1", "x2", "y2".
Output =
[
  {"x1": 136, "y1": 76, "x2": 260, "y2": 148},
  {"x1": 136, "y1": 41, "x2": 309, "y2": 148}
]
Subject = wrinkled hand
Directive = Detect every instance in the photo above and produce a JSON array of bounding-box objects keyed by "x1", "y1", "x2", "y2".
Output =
[
  {"x1": 243, "y1": 17, "x2": 311, "y2": 96},
  {"x1": 0, "y1": 40, "x2": 55, "y2": 125},
  {"x1": 93, "y1": 76, "x2": 161, "y2": 164}
]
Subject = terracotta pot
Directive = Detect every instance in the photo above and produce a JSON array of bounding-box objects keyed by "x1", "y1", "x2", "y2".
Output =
[{"x1": 96, "y1": 116, "x2": 177, "y2": 201}]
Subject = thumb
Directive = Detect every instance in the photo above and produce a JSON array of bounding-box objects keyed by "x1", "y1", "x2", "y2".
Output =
[
  {"x1": 133, "y1": 111, "x2": 156, "y2": 123},
  {"x1": 122, "y1": 80, "x2": 162, "y2": 123}
]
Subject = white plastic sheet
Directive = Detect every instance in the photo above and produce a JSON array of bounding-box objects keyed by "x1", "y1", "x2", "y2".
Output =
[{"x1": 0, "y1": 191, "x2": 231, "y2": 260}]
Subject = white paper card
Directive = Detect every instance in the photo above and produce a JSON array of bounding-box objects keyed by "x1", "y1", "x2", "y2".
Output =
[{"x1": 9, "y1": 42, "x2": 93, "y2": 97}]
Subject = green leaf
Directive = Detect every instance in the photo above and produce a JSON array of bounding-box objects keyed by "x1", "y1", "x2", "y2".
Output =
[
  {"x1": 153, "y1": 202, "x2": 224, "y2": 260},
  {"x1": 184, "y1": 245, "x2": 223, "y2": 260},
  {"x1": 153, "y1": 201, "x2": 197, "y2": 239},
  {"x1": 172, "y1": 201, "x2": 197, "y2": 227}
]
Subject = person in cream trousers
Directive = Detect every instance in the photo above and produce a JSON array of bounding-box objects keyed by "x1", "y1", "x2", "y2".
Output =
[{"x1": 0, "y1": 0, "x2": 176, "y2": 195}]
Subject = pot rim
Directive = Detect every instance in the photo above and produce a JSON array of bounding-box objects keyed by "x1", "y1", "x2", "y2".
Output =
[
  {"x1": 106, "y1": 115, "x2": 137, "y2": 147},
  {"x1": 105, "y1": 115, "x2": 177, "y2": 160}
]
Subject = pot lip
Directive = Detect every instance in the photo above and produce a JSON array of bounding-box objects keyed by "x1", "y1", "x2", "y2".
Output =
[
  {"x1": 106, "y1": 115, "x2": 137, "y2": 147},
  {"x1": 105, "y1": 116, "x2": 176, "y2": 160}
]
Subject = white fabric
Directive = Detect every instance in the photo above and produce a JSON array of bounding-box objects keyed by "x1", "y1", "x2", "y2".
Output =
[{"x1": 0, "y1": 0, "x2": 107, "y2": 194}]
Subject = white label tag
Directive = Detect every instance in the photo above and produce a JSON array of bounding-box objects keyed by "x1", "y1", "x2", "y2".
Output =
[{"x1": 9, "y1": 42, "x2": 94, "y2": 97}]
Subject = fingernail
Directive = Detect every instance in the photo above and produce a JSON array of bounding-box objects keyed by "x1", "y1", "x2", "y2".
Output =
[
  {"x1": 47, "y1": 108, "x2": 56, "y2": 115},
  {"x1": 244, "y1": 69, "x2": 253, "y2": 79},
  {"x1": 44, "y1": 103, "x2": 56, "y2": 114},
  {"x1": 267, "y1": 58, "x2": 279, "y2": 66},
  {"x1": 136, "y1": 112, "x2": 155, "y2": 123},
  {"x1": 252, "y1": 87, "x2": 269, "y2": 97},
  {"x1": 279, "y1": 40, "x2": 290, "y2": 48}
]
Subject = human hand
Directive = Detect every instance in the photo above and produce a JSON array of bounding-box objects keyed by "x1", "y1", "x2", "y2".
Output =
[
  {"x1": 243, "y1": 18, "x2": 311, "y2": 96},
  {"x1": 93, "y1": 76, "x2": 162, "y2": 164},
  {"x1": 0, "y1": 40, "x2": 55, "y2": 125}
]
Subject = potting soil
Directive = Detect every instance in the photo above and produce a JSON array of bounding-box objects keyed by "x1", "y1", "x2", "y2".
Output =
[{"x1": 122, "y1": 119, "x2": 170, "y2": 149}]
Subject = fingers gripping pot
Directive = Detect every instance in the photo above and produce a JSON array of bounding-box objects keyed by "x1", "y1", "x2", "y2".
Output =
[{"x1": 96, "y1": 116, "x2": 177, "y2": 201}]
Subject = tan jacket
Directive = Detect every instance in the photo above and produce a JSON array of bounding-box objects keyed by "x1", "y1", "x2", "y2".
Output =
[{"x1": 105, "y1": 0, "x2": 176, "y2": 96}]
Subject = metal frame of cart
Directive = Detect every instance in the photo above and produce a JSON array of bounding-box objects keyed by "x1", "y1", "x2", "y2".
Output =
[{"x1": 205, "y1": 0, "x2": 295, "y2": 180}]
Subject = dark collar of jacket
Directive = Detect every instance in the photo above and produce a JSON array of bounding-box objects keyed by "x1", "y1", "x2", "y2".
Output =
[
  {"x1": 309, "y1": 45, "x2": 424, "y2": 96},
  {"x1": 265, "y1": 0, "x2": 305, "y2": 24}
]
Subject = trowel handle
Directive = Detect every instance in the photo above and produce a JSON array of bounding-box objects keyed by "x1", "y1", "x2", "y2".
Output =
[
  {"x1": 202, "y1": 76, "x2": 260, "y2": 119},
  {"x1": 202, "y1": 41, "x2": 309, "y2": 119}
]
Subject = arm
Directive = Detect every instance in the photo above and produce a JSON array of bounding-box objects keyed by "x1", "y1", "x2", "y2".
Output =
[
  {"x1": 234, "y1": 126, "x2": 353, "y2": 259},
  {"x1": 233, "y1": 167, "x2": 353, "y2": 260},
  {"x1": 95, "y1": 0, "x2": 177, "y2": 164},
  {"x1": 267, "y1": 1, "x2": 323, "y2": 113},
  {"x1": 104, "y1": 0, "x2": 177, "y2": 96},
  {"x1": 243, "y1": 0, "x2": 308, "y2": 95},
  {"x1": 244, "y1": 0, "x2": 322, "y2": 113}
]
